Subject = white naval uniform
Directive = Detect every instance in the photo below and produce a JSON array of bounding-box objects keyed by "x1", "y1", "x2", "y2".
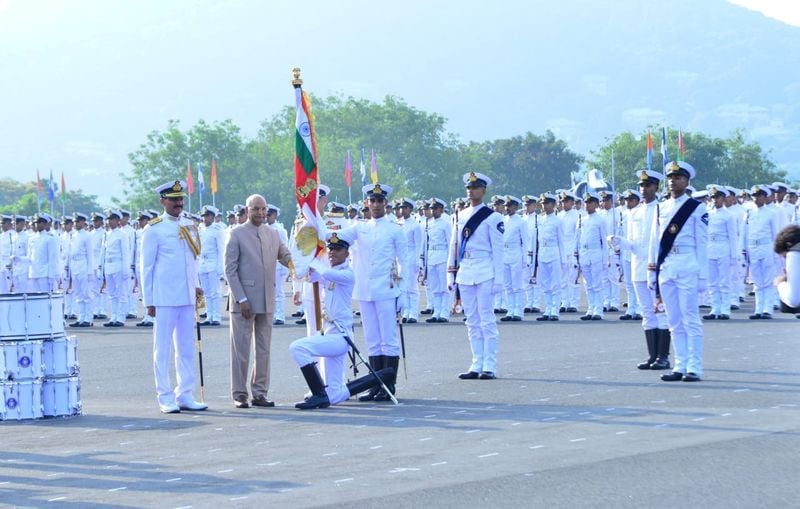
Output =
[
  {"x1": 269, "y1": 221, "x2": 290, "y2": 322},
  {"x1": 613, "y1": 200, "x2": 668, "y2": 332},
  {"x1": 706, "y1": 205, "x2": 737, "y2": 315},
  {"x1": 558, "y1": 208, "x2": 581, "y2": 309},
  {"x1": 399, "y1": 216, "x2": 423, "y2": 320},
  {"x1": 599, "y1": 207, "x2": 621, "y2": 309},
  {"x1": 502, "y1": 213, "x2": 528, "y2": 319},
  {"x1": 575, "y1": 212, "x2": 608, "y2": 317},
  {"x1": 103, "y1": 227, "x2": 131, "y2": 323},
  {"x1": 743, "y1": 204, "x2": 782, "y2": 315},
  {"x1": 121, "y1": 224, "x2": 138, "y2": 316},
  {"x1": 28, "y1": 229, "x2": 60, "y2": 292},
  {"x1": 648, "y1": 194, "x2": 708, "y2": 376},
  {"x1": 289, "y1": 260, "x2": 355, "y2": 406},
  {"x1": 59, "y1": 230, "x2": 73, "y2": 313},
  {"x1": 68, "y1": 229, "x2": 94, "y2": 323},
  {"x1": 422, "y1": 215, "x2": 452, "y2": 320},
  {"x1": 90, "y1": 228, "x2": 107, "y2": 316},
  {"x1": 141, "y1": 213, "x2": 202, "y2": 408},
  {"x1": 199, "y1": 221, "x2": 226, "y2": 322},
  {"x1": 448, "y1": 204, "x2": 504, "y2": 374},
  {"x1": 0, "y1": 228, "x2": 13, "y2": 293},
  {"x1": 535, "y1": 211, "x2": 566, "y2": 317},
  {"x1": 618, "y1": 206, "x2": 641, "y2": 316},
  {"x1": 342, "y1": 215, "x2": 407, "y2": 357},
  {"x1": 11, "y1": 229, "x2": 31, "y2": 293},
  {"x1": 523, "y1": 212, "x2": 542, "y2": 310}
]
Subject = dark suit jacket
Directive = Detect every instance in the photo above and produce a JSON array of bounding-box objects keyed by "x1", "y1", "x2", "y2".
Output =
[{"x1": 224, "y1": 222, "x2": 291, "y2": 314}]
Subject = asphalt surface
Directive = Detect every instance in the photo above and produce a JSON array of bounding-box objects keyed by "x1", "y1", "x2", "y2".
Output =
[{"x1": 1, "y1": 296, "x2": 798, "y2": 508}]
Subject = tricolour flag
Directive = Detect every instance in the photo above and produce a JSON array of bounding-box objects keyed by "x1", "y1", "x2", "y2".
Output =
[
  {"x1": 359, "y1": 148, "x2": 367, "y2": 188},
  {"x1": 646, "y1": 129, "x2": 653, "y2": 172},
  {"x1": 293, "y1": 78, "x2": 324, "y2": 259},
  {"x1": 678, "y1": 128, "x2": 685, "y2": 158},
  {"x1": 198, "y1": 163, "x2": 205, "y2": 194},
  {"x1": 186, "y1": 160, "x2": 194, "y2": 194},
  {"x1": 48, "y1": 169, "x2": 56, "y2": 203},
  {"x1": 370, "y1": 148, "x2": 378, "y2": 184},
  {"x1": 660, "y1": 127, "x2": 668, "y2": 167},
  {"x1": 60, "y1": 171, "x2": 66, "y2": 199},
  {"x1": 36, "y1": 169, "x2": 43, "y2": 211},
  {"x1": 344, "y1": 150, "x2": 352, "y2": 188},
  {"x1": 211, "y1": 159, "x2": 218, "y2": 194}
]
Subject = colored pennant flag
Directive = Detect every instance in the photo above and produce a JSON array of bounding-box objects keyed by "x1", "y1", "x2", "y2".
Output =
[
  {"x1": 359, "y1": 148, "x2": 367, "y2": 188},
  {"x1": 344, "y1": 150, "x2": 352, "y2": 188},
  {"x1": 186, "y1": 160, "x2": 194, "y2": 194},
  {"x1": 678, "y1": 128, "x2": 685, "y2": 158},
  {"x1": 370, "y1": 148, "x2": 378, "y2": 184},
  {"x1": 646, "y1": 129, "x2": 653, "y2": 172},
  {"x1": 293, "y1": 75, "x2": 324, "y2": 258},
  {"x1": 60, "y1": 171, "x2": 66, "y2": 199},
  {"x1": 36, "y1": 169, "x2": 43, "y2": 212},
  {"x1": 48, "y1": 169, "x2": 56, "y2": 203},
  {"x1": 211, "y1": 159, "x2": 218, "y2": 194},
  {"x1": 198, "y1": 163, "x2": 205, "y2": 194},
  {"x1": 660, "y1": 127, "x2": 668, "y2": 167}
]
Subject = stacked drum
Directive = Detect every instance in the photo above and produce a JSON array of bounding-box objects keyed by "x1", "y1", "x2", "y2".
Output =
[{"x1": 0, "y1": 292, "x2": 82, "y2": 420}]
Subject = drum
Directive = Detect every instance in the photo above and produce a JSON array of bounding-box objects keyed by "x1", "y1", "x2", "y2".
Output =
[
  {"x1": 0, "y1": 380, "x2": 43, "y2": 420},
  {"x1": 42, "y1": 334, "x2": 79, "y2": 378},
  {"x1": 42, "y1": 376, "x2": 82, "y2": 417},
  {"x1": 1, "y1": 340, "x2": 44, "y2": 381},
  {"x1": 0, "y1": 292, "x2": 65, "y2": 339}
]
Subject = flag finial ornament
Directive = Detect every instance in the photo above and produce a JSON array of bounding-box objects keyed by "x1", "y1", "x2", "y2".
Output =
[{"x1": 291, "y1": 67, "x2": 303, "y2": 86}]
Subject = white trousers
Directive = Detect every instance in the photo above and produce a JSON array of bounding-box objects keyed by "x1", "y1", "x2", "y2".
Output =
[
  {"x1": 199, "y1": 271, "x2": 221, "y2": 321},
  {"x1": 105, "y1": 272, "x2": 128, "y2": 322},
  {"x1": 633, "y1": 281, "x2": 668, "y2": 331},
  {"x1": 71, "y1": 273, "x2": 92, "y2": 323},
  {"x1": 580, "y1": 255, "x2": 604, "y2": 316},
  {"x1": 427, "y1": 263, "x2": 449, "y2": 320},
  {"x1": 359, "y1": 298, "x2": 399, "y2": 356},
  {"x1": 153, "y1": 305, "x2": 198, "y2": 406},
  {"x1": 621, "y1": 259, "x2": 641, "y2": 315},
  {"x1": 461, "y1": 279, "x2": 499, "y2": 373},
  {"x1": 503, "y1": 260, "x2": 525, "y2": 317},
  {"x1": 659, "y1": 266, "x2": 703, "y2": 376},
  {"x1": 290, "y1": 333, "x2": 350, "y2": 405},
  {"x1": 708, "y1": 255, "x2": 731, "y2": 315},
  {"x1": 538, "y1": 259, "x2": 562, "y2": 316},
  {"x1": 750, "y1": 255, "x2": 775, "y2": 314}
]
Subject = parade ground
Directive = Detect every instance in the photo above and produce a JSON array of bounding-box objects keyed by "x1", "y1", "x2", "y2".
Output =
[{"x1": 2, "y1": 300, "x2": 799, "y2": 508}]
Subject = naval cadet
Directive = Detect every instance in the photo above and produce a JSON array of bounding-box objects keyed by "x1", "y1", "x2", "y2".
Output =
[
  {"x1": 648, "y1": 161, "x2": 708, "y2": 382},
  {"x1": 67, "y1": 213, "x2": 95, "y2": 328},
  {"x1": 744, "y1": 185, "x2": 783, "y2": 319},
  {"x1": 704, "y1": 186, "x2": 738, "y2": 320},
  {"x1": 500, "y1": 195, "x2": 527, "y2": 321},
  {"x1": 449, "y1": 172, "x2": 505, "y2": 380},
  {"x1": 576, "y1": 192, "x2": 608, "y2": 320},
  {"x1": 398, "y1": 198, "x2": 424, "y2": 324},
  {"x1": 534, "y1": 192, "x2": 567, "y2": 321},
  {"x1": 28, "y1": 213, "x2": 60, "y2": 293},
  {"x1": 423, "y1": 198, "x2": 452, "y2": 323},
  {"x1": 141, "y1": 180, "x2": 207, "y2": 413},
  {"x1": 198, "y1": 205, "x2": 226, "y2": 326}
]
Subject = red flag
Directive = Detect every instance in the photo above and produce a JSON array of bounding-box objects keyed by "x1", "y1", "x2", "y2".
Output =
[
  {"x1": 678, "y1": 129, "x2": 685, "y2": 158},
  {"x1": 36, "y1": 169, "x2": 43, "y2": 194},
  {"x1": 61, "y1": 171, "x2": 66, "y2": 198},
  {"x1": 210, "y1": 159, "x2": 218, "y2": 194},
  {"x1": 186, "y1": 160, "x2": 194, "y2": 194},
  {"x1": 344, "y1": 150, "x2": 352, "y2": 188}
]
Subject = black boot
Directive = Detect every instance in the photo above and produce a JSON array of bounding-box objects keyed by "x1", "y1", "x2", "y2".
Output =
[
  {"x1": 347, "y1": 367, "x2": 395, "y2": 396},
  {"x1": 374, "y1": 356, "x2": 400, "y2": 402},
  {"x1": 637, "y1": 329, "x2": 657, "y2": 370},
  {"x1": 358, "y1": 356, "x2": 385, "y2": 401},
  {"x1": 295, "y1": 363, "x2": 330, "y2": 410},
  {"x1": 650, "y1": 329, "x2": 672, "y2": 370}
]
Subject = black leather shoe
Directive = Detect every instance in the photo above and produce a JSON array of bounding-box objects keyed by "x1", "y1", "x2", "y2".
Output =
[
  {"x1": 702, "y1": 314, "x2": 716, "y2": 320},
  {"x1": 682, "y1": 372, "x2": 701, "y2": 382},
  {"x1": 607, "y1": 306, "x2": 619, "y2": 312},
  {"x1": 580, "y1": 314, "x2": 592, "y2": 321},
  {"x1": 252, "y1": 396, "x2": 275, "y2": 407},
  {"x1": 718, "y1": 314, "x2": 730, "y2": 320},
  {"x1": 619, "y1": 314, "x2": 632, "y2": 320},
  {"x1": 699, "y1": 304, "x2": 711, "y2": 309},
  {"x1": 94, "y1": 314, "x2": 108, "y2": 320},
  {"x1": 296, "y1": 318, "x2": 307, "y2": 325},
  {"x1": 749, "y1": 313, "x2": 762, "y2": 320},
  {"x1": 458, "y1": 371, "x2": 480, "y2": 380},
  {"x1": 500, "y1": 316, "x2": 513, "y2": 321},
  {"x1": 761, "y1": 313, "x2": 772, "y2": 319},
  {"x1": 210, "y1": 321, "x2": 220, "y2": 326},
  {"x1": 426, "y1": 316, "x2": 439, "y2": 323},
  {"x1": 295, "y1": 393, "x2": 329, "y2": 409},
  {"x1": 125, "y1": 314, "x2": 137, "y2": 320},
  {"x1": 199, "y1": 313, "x2": 207, "y2": 319},
  {"x1": 233, "y1": 396, "x2": 250, "y2": 408},
  {"x1": 536, "y1": 315, "x2": 550, "y2": 322},
  {"x1": 730, "y1": 304, "x2": 740, "y2": 310},
  {"x1": 529, "y1": 307, "x2": 540, "y2": 313},
  {"x1": 436, "y1": 317, "x2": 449, "y2": 323},
  {"x1": 549, "y1": 316, "x2": 559, "y2": 321},
  {"x1": 637, "y1": 359, "x2": 654, "y2": 370},
  {"x1": 661, "y1": 371, "x2": 684, "y2": 382},
  {"x1": 406, "y1": 318, "x2": 417, "y2": 323},
  {"x1": 198, "y1": 320, "x2": 212, "y2": 326},
  {"x1": 419, "y1": 309, "x2": 432, "y2": 315},
  {"x1": 632, "y1": 314, "x2": 643, "y2": 320},
  {"x1": 650, "y1": 358, "x2": 671, "y2": 370},
  {"x1": 103, "y1": 321, "x2": 115, "y2": 327},
  {"x1": 523, "y1": 307, "x2": 533, "y2": 313},
  {"x1": 68, "y1": 321, "x2": 82, "y2": 327},
  {"x1": 401, "y1": 317, "x2": 407, "y2": 323},
  {"x1": 478, "y1": 371, "x2": 496, "y2": 380},
  {"x1": 559, "y1": 306, "x2": 566, "y2": 313},
  {"x1": 273, "y1": 319, "x2": 284, "y2": 325},
  {"x1": 291, "y1": 311, "x2": 303, "y2": 317},
  {"x1": 566, "y1": 307, "x2": 578, "y2": 313},
  {"x1": 511, "y1": 316, "x2": 522, "y2": 321},
  {"x1": 494, "y1": 308, "x2": 507, "y2": 314},
  {"x1": 591, "y1": 315, "x2": 602, "y2": 320}
]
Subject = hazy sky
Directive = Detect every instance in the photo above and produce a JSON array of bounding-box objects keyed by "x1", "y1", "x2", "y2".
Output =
[{"x1": 1, "y1": 0, "x2": 798, "y2": 206}]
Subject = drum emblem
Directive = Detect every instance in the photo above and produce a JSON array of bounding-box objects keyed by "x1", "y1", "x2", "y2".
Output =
[
  {"x1": 6, "y1": 397, "x2": 17, "y2": 409},
  {"x1": 19, "y1": 355, "x2": 31, "y2": 368}
]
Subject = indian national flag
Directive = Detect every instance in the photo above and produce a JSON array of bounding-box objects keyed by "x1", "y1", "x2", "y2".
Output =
[{"x1": 293, "y1": 83, "x2": 324, "y2": 259}]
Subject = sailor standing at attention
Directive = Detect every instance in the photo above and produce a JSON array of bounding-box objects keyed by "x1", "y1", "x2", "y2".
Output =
[
  {"x1": 449, "y1": 172, "x2": 505, "y2": 380},
  {"x1": 648, "y1": 161, "x2": 708, "y2": 382}
]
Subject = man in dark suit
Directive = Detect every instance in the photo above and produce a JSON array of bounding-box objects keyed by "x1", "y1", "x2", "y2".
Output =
[{"x1": 224, "y1": 194, "x2": 293, "y2": 408}]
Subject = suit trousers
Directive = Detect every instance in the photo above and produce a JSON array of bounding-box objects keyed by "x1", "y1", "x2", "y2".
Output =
[
  {"x1": 153, "y1": 305, "x2": 197, "y2": 406},
  {"x1": 359, "y1": 298, "x2": 399, "y2": 356},
  {"x1": 290, "y1": 333, "x2": 350, "y2": 405},
  {"x1": 230, "y1": 311, "x2": 273, "y2": 400},
  {"x1": 461, "y1": 279, "x2": 499, "y2": 373}
]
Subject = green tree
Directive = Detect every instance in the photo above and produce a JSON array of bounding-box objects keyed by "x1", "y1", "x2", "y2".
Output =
[{"x1": 0, "y1": 178, "x2": 101, "y2": 217}]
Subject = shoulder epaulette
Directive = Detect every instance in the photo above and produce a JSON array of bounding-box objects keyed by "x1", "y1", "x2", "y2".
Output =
[{"x1": 148, "y1": 216, "x2": 163, "y2": 226}]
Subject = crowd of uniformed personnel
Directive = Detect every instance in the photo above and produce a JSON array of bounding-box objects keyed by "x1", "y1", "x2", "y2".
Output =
[{"x1": 1, "y1": 162, "x2": 797, "y2": 409}]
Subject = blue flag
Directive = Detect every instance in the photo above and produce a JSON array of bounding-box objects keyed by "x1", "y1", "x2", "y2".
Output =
[
  {"x1": 48, "y1": 169, "x2": 56, "y2": 203},
  {"x1": 660, "y1": 127, "x2": 668, "y2": 167}
]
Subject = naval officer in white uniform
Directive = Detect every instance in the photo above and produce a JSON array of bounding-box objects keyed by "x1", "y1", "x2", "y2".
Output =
[{"x1": 141, "y1": 180, "x2": 207, "y2": 413}]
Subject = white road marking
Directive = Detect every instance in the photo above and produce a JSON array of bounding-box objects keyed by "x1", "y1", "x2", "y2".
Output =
[
  {"x1": 108, "y1": 487, "x2": 127, "y2": 492},
  {"x1": 47, "y1": 497, "x2": 66, "y2": 502},
  {"x1": 465, "y1": 429, "x2": 481, "y2": 433},
  {"x1": 218, "y1": 469, "x2": 233, "y2": 473},
  {"x1": 229, "y1": 496, "x2": 248, "y2": 501},
  {"x1": 370, "y1": 445, "x2": 383, "y2": 450},
  {"x1": 529, "y1": 445, "x2": 545, "y2": 449},
  {"x1": 166, "y1": 478, "x2": 182, "y2": 482},
  {"x1": 733, "y1": 389, "x2": 749, "y2": 393},
  {"x1": 334, "y1": 478, "x2": 353, "y2": 483},
  {"x1": 323, "y1": 452, "x2": 338, "y2": 457},
  {"x1": 431, "y1": 461, "x2": 447, "y2": 466},
  {"x1": 419, "y1": 437, "x2": 432, "y2": 442},
  {"x1": 478, "y1": 452, "x2": 499, "y2": 458},
  {"x1": 615, "y1": 431, "x2": 628, "y2": 435},
  {"x1": 721, "y1": 413, "x2": 732, "y2": 417},
  {"x1": 692, "y1": 417, "x2": 705, "y2": 422},
  {"x1": 569, "y1": 438, "x2": 587, "y2": 443}
]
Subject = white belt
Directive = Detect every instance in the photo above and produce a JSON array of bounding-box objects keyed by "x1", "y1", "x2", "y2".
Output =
[
  {"x1": 581, "y1": 245, "x2": 602, "y2": 251},
  {"x1": 749, "y1": 239, "x2": 768, "y2": 246},
  {"x1": 540, "y1": 241, "x2": 557, "y2": 247},
  {"x1": 463, "y1": 250, "x2": 491, "y2": 259},
  {"x1": 429, "y1": 245, "x2": 447, "y2": 251},
  {"x1": 503, "y1": 243, "x2": 521, "y2": 249},
  {"x1": 709, "y1": 235, "x2": 728, "y2": 242},
  {"x1": 669, "y1": 246, "x2": 694, "y2": 254}
]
